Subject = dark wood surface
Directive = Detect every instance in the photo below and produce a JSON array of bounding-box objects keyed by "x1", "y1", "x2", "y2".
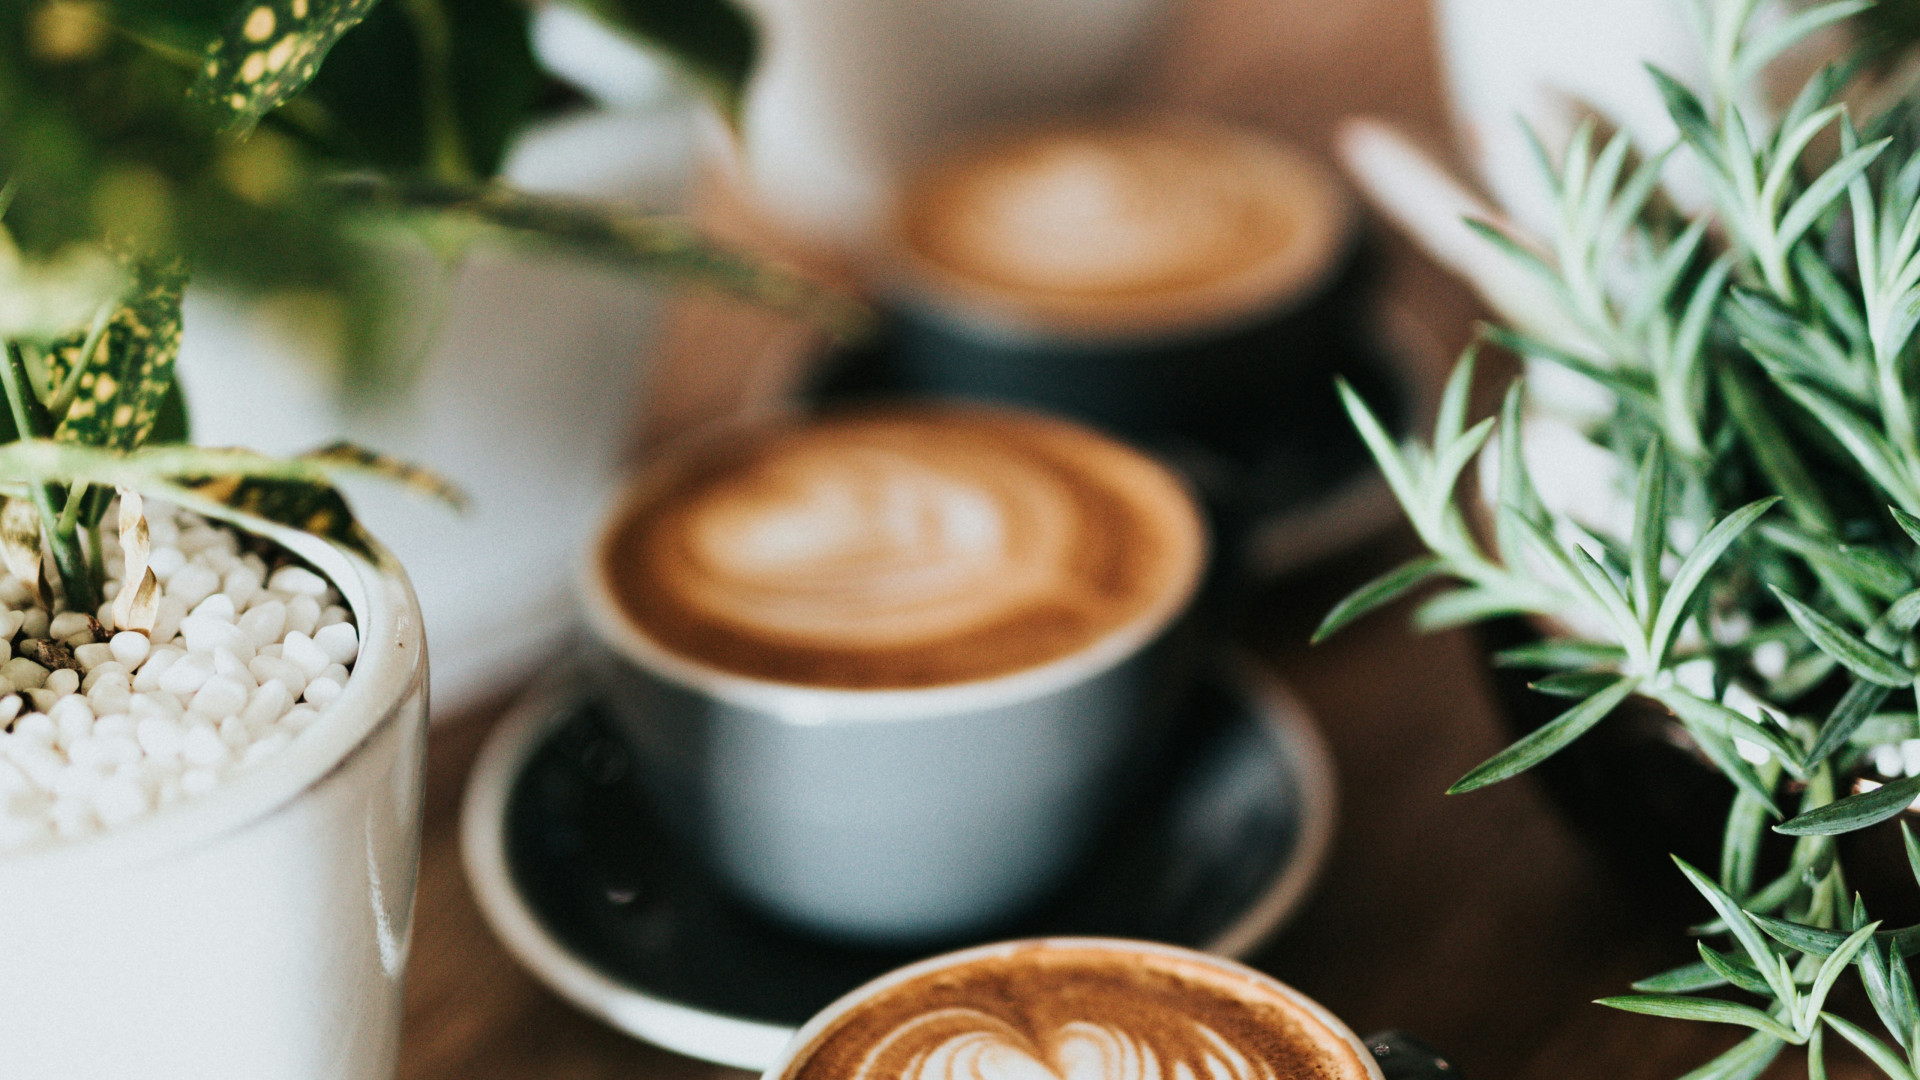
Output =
[{"x1": 394, "y1": 0, "x2": 1866, "y2": 1076}]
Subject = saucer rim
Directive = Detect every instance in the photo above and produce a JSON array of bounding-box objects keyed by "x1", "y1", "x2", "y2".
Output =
[{"x1": 458, "y1": 655, "x2": 1338, "y2": 1070}]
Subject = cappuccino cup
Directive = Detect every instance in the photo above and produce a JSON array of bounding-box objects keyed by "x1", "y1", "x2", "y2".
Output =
[
  {"x1": 763, "y1": 938, "x2": 1458, "y2": 1080},
  {"x1": 816, "y1": 117, "x2": 1393, "y2": 570},
  {"x1": 583, "y1": 404, "x2": 1208, "y2": 943}
]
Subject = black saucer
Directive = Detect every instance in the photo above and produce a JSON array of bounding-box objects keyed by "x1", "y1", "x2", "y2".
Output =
[{"x1": 460, "y1": 662, "x2": 1337, "y2": 1068}]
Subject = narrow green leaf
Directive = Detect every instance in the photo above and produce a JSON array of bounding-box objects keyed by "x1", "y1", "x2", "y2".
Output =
[
  {"x1": 1759, "y1": 523, "x2": 1912, "y2": 601},
  {"x1": 1336, "y1": 377, "x2": 1420, "y2": 517},
  {"x1": 1493, "y1": 640, "x2": 1629, "y2": 670},
  {"x1": 1808, "y1": 680, "x2": 1895, "y2": 766},
  {"x1": 1719, "y1": 364, "x2": 1835, "y2": 531},
  {"x1": 1651, "y1": 498, "x2": 1781, "y2": 663},
  {"x1": 1594, "y1": 995, "x2": 1798, "y2": 1042},
  {"x1": 1733, "y1": 0, "x2": 1874, "y2": 90},
  {"x1": 1803, "y1": 922, "x2": 1882, "y2": 1033},
  {"x1": 1807, "y1": 1024, "x2": 1827, "y2": 1080},
  {"x1": 1648, "y1": 65, "x2": 1721, "y2": 165},
  {"x1": 1676, "y1": 856, "x2": 1790, "y2": 998},
  {"x1": 1698, "y1": 942, "x2": 1781, "y2": 997},
  {"x1": 1413, "y1": 588, "x2": 1544, "y2": 631},
  {"x1": 1630, "y1": 440, "x2": 1669, "y2": 623},
  {"x1": 1780, "y1": 138, "x2": 1891, "y2": 250},
  {"x1": 1904, "y1": 822, "x2": 1920, "y2": 892},
  {"x1": 45, "y1": 257, "x2": 186, "y2": 454},
  {"x1": 1684, "y1": 724, "x2": 1784, "y2": 820},
  {"x1": 1657, "y1": 688, "x2": 1804, "y2": 780},
  {"x1": 1434, "y1": 348, "x2": 1478, "y2": 452},
  {"x1": 192, "y1": 0, "x2": 384, "y2": 133},
  {"x1": 1779, "y1": 380, "x2": 1920, "y2": 513},
  {"x1": 1895, "y1": 506, "x2": 1920, "y2": 550},
  {"x1": 1634, "y1": 961, "x2": 1729, "y2": 994},
  {"x1": 1422, "y1": 417, "x2": 1496, "y2": 528},
  {"x1": 1530, "y1": 670, "x2": 1623, "y2": 698},
  {"x1": 1675, "y1": 1032, "x2": 1783, "y2": 1080},
  {"x1": 1776, "y1": 775, "x2": 1920, "y2": 836},
  {"x1": 1313, "y1": 556, "x2": 1444, "y2": 644},
  {"x1": 1822, "y1": 1014, "x2": 1918, "y2": 1080},
  {"x1": 1570, "y1": 544, "x2": 1645, "y2": 648},
  {"x1": 1448, "y1": 678, "x2": 1639, "y2": 794},
  {"x1": 1773, "y1": 588, "x2": 1916, "y2": 687}
]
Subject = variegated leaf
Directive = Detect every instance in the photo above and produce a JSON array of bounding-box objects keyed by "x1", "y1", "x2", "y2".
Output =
[
  {"x1": 302, "y1": 441, "x2": 466, "y2": 509},
  {"x1": 177, "y1": 474, "x2": 374, "y2": 559},
  {"x1": 46, "y1": 257, "x2": 186, "y2": 452},
  {"x1": 190, "y1": 0, "x2": 384, "y2": 132}
]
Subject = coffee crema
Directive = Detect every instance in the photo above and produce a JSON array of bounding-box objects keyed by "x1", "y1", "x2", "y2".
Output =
[
  {"x1": 601, "y1": 408, "x2": 1205, "y2": 690},
  {"x1": 781, "y1": 943, "x2": 1373, "y2": 1080},
  {"x1": 893, "y1": 118, "x2": 1352, "y2": 339}
]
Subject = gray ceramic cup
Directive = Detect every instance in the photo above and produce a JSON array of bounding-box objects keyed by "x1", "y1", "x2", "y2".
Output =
[{"x1": 580, "y1": 416, "x2": 1208, "y2": 944}]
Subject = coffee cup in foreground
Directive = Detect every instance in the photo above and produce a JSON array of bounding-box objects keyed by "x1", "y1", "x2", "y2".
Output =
[
  {"x1": 582, "y1": 405, "x2": 1208, "y2": 942},
  {"x1": 763, "y1": 938, "x2": 1458, "y2": 1080}
]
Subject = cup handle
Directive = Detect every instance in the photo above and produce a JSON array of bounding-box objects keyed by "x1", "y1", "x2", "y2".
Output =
[{"x1": 1362, "y1": 1031, "x2": 1461, "y2": 1079}]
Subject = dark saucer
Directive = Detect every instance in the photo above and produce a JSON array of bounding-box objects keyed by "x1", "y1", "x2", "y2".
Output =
[{"x1": 460, "y1": 661, "x2": 1337, "y2": 1068}]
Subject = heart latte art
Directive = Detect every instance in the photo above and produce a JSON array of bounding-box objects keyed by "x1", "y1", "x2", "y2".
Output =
[
  {"x1": 783, "y1": 945, "x2": 1373, "y2": 1080},
  {"x1": 603, "y1": 409, "x2": 1204, "y2": 689},
  {"x1": 858, "y1": 1010, "x2": 1279, "y2": 1080}
]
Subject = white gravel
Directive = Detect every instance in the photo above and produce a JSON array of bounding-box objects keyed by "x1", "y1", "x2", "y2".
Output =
[{"x1": 0, "y1": 502, "x2": 358, "y2": 852}]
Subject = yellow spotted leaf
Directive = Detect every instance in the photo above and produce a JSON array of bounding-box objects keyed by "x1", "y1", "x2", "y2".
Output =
[
  {"x1": 191, "y1": 0, "x2": 383, "y2": 132},
  {"x1": 46, "y1": 257, "x2": 185, "y2": 451}
]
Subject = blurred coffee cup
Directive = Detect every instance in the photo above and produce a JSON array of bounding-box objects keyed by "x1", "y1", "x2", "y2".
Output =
[
  {"x1": 819, "y1": 115, "x2": 1398, "y2": 568},
  {"x1": 581, "y1": 403, "x2": 1208, "y2": 943}
]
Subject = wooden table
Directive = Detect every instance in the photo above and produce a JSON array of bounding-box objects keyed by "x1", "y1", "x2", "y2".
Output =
[{"x1": 393, "y1": 0, "x2": 1854, "y2": 1075}]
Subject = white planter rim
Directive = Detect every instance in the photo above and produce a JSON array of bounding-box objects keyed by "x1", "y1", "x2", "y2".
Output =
[{"x1": 0, "y1": 519, "x2": 426, "y2": 883}]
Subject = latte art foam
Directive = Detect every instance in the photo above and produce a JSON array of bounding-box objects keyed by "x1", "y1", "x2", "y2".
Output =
[
  {"x1": 783, "y1": 945, "x2": 1372, "y2": 1080},
  {"x1": 604, "y1": 409, "x2": 1204, "y2": 689},
  {"x1": 895, "y1": 119, "x2": 1351, "y2": 338},
  {"x1": 861, "y1": 1011, "x2": 1278, "y2": 1080}
]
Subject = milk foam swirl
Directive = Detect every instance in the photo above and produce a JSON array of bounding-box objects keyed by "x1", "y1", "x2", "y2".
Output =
[
  {"x1": 783, "y1": 946, "x2": 1372, "y2": 1080},
  {"x1": 678, "y1": 441, "x2": 1075, "y2": 649},
  {"x1": 897, "y1": 119, "x2": 1351, "y2": 336},
  {"x1": 857, "y1": 1009, "x2": 1277, "y2": 1080},
  {"x1": 605, "y1": 410, "x2": 1204, "y2": 689}
]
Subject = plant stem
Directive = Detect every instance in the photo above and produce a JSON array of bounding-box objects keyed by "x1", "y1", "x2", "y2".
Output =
[
  {"x1": 399, "y1": 0, "x2": 472, "y2": 184},
  {"x1": 0, "y1": 342, "x2": 96, "y2": 613}
]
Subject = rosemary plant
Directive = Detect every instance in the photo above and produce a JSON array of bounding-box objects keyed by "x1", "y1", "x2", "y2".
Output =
[{"x1": 1324, "y1": 1, "x2": 1920, "y2": 1075}]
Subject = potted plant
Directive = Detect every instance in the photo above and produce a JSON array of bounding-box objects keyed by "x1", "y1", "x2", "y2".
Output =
[
  {"x1": 82, "y1": 0, "x2": 867, "y2": 712},
  {"x1": 1324, "y1": 1, "x2": 1920, "y2": 1075},
  {"x1": 0, "y1": 2, "x2": 833, "y2": 1075}
]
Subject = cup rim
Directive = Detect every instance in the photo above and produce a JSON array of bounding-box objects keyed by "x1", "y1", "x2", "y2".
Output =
[
  {"x1": 580, "y1": 404, "x2": 1208, "y2": 723},
  {"x1": 757, "y1": 936, "x2": 1387, "y2": 1080},
  {"x1": 0, "y1": 519, "x2": 426, "y2": 882},
  {"x1": 869, "y1": 112, "x2": 1358, "y2": 347}
]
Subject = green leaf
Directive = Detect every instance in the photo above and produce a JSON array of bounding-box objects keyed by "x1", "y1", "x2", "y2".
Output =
[
  {"x1": 1720, "y1": 363, "x2": 1834, "y2": 530},
  {"x1": 1633, "y1": 961, "x2": 1729, "y2": 994},
  {"x1": 1776, "y1": 775, "x2": 1920, "y2": 836},
  {"x1": 45, "y1": 256, "x2": 185, "y2": 453},
  {"x1": 1779, "y1": 137, "x2": 1890, "y2": 250},
  {"x1": 1648, "y1": 65, "x2": 1721, "y2": 167},
  {"x1": 1630, "y1": 440, "x2": 1669, "y2": 623},
  {"x1": 191, "y1": 0, "x2": 385, "y2": 133},
  {"x1": 1412, "y1": 588, "x2": 1543, "y2": 631},
  {"x1": 1903, "y1": 822, "x2": 1920, "y2": 890},
  {"x1": 1570, "y1": 544, "x2": 1644, "y2": 647},
  {"x1": 1675, "y1": 1032, "x2": 1782, "y2": 1080},
  {"x1": 1593, "y1": 995, "x2": 1799, "y2": 1042},
  {"x1": 1530, "y1": 670, "x2": 1623, "y2": 698},
  {"x1": 1684, "y1": 724, "x2": 1785, "y2": 819},
  {"x1": 1802, "y1": 922, "x2": 1882, "y2": 1034},
  {"x1": 1448, "y1": 677, "x2": 1638, "y2": 794},
  {"x1": 1733, "y1": 0, "x2": 1874, "y2": 90},
  {"x1": 1676, "y1": 856, "x2": 1790, "y2": 998},
  {"x1": 1422, "y1": 417, "x2": 1495, "y2": 528},
  {"x1": 574, "y1": 0, "x2": 758, "y2": 119},
  {"x1": 1312, "y1": 556, "x2": 1444, "y2": 644},
  {"x1": 1434, "y1": 347, "x2": 1478, "y2": 451},
  {"x1": 1773, "y1": 588, "x2": 1916, "y2": 687},
  {"x1": 1650, "y1": 497, "x2": 1781, "y2": 664},
  {"x1": 1779, "y1": 379, "x2": 1920, "y2": 513},
  {"x1": 1822, "y1": 1014, "x2": 1918, "y2": 1080},
  {"x1": 332, "y1": 176, "x2": 874, "y2": 340},
  {"x1": 1492, "y1": 640, "x2": 1628, "y2": 670},
  {"x1": 1759, "y1": 523, "x2": 1912, "y2": 601},
  {"x1": 1807, "y1": 680, "x2": 1894, "y2": 766},
  {"x1": 1698, "y1": 942, "x2": 1781, "y2": 997}
]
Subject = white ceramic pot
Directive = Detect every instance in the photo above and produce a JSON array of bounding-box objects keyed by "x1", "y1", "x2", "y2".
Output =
[
  {"x1": 726, "y1": 0, "x2": 1174, "y2": 244},
  {"x1": 0, "y1": 526, "x2": 428, "y2": 1080},
  {"x1": 177, "y1": 103, "x2": 697, "y2": 716}
]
